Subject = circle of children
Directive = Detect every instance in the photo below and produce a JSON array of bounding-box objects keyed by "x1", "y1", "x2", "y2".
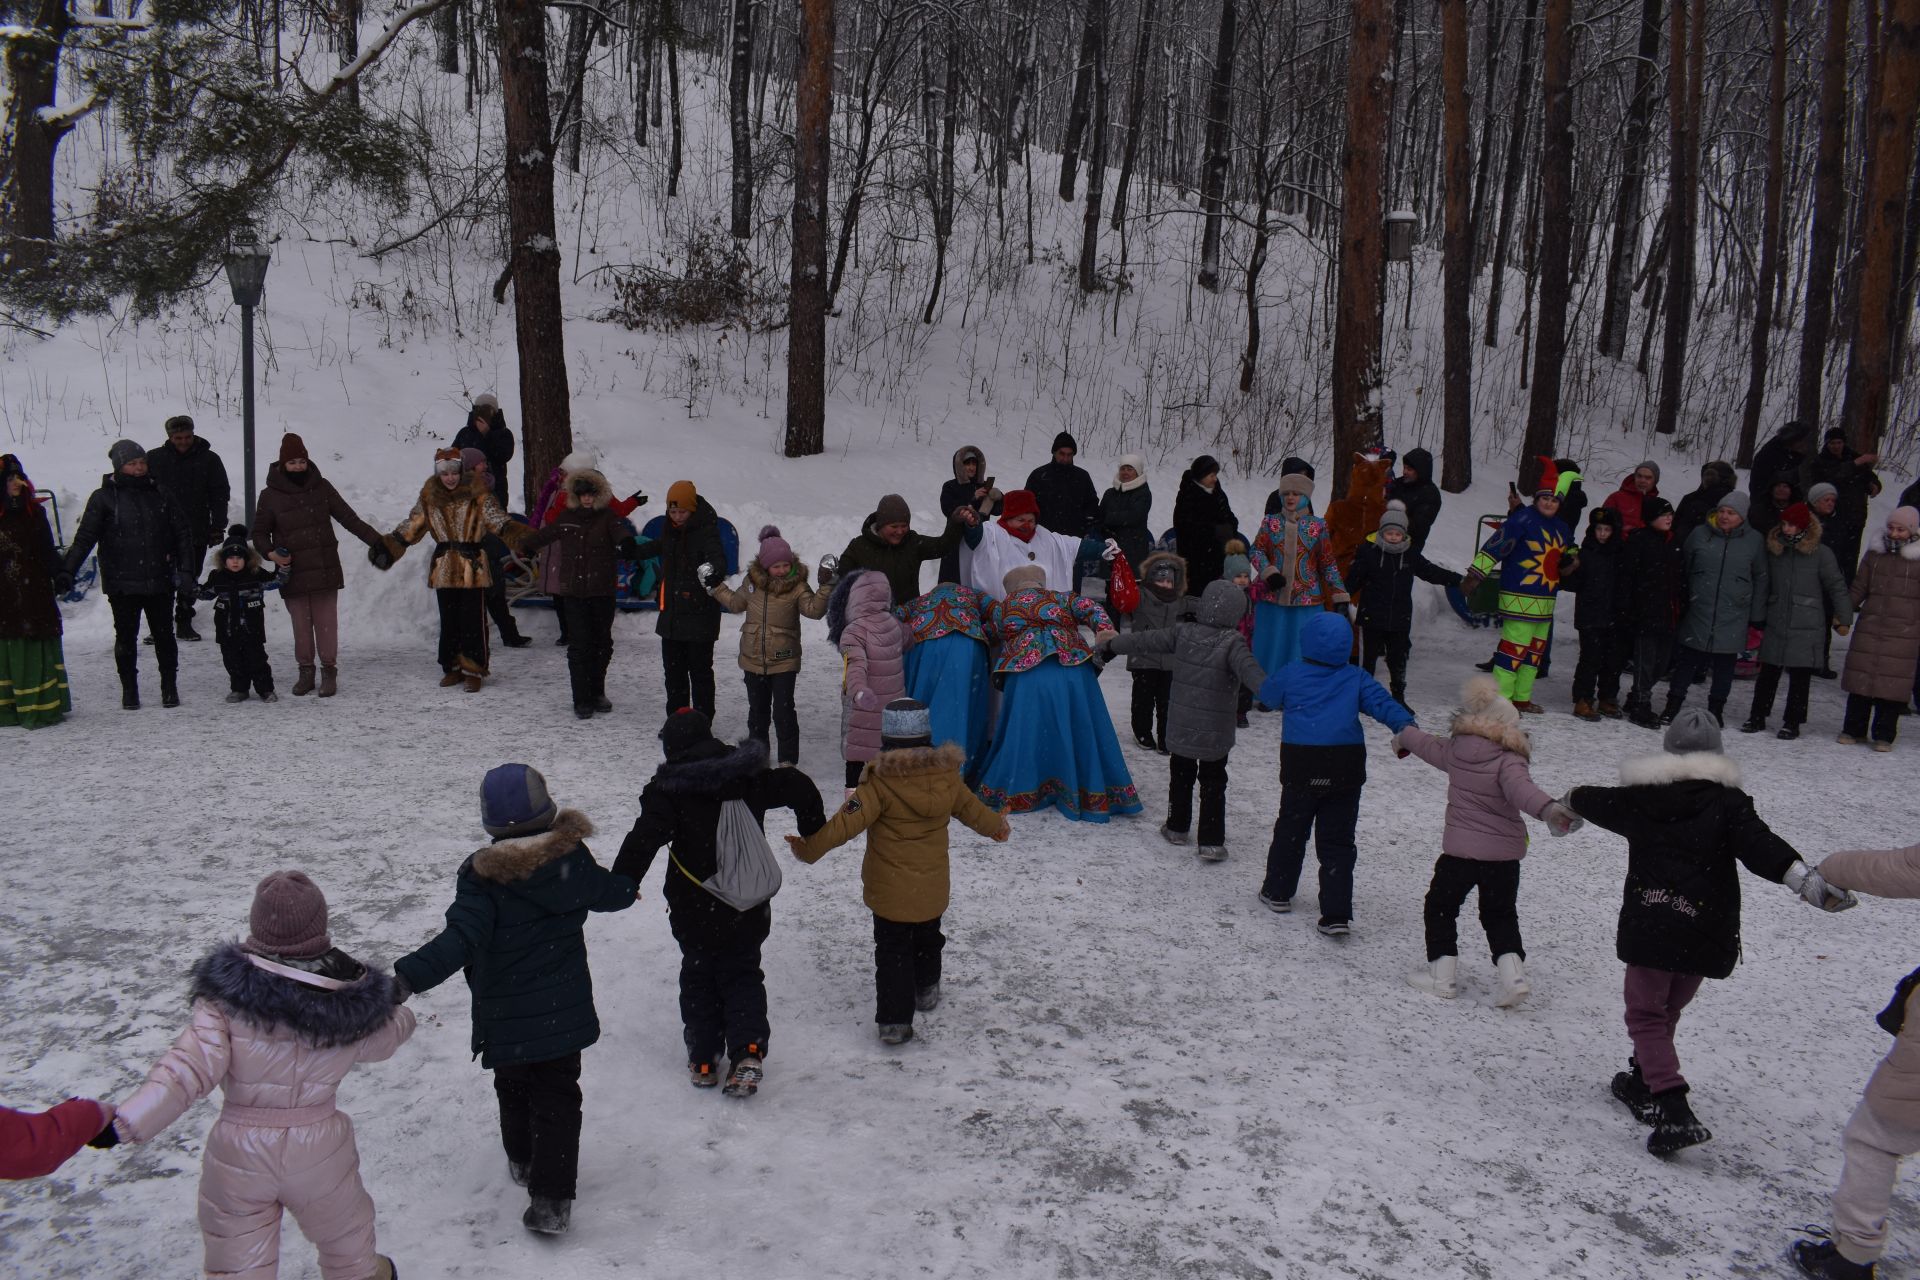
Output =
[{"x1": 3, "y1": 415, "x2": 1919, "y2": 1280}]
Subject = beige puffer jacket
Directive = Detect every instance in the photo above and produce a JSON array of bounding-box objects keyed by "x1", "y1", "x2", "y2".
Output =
[
  {"x1": 713, "y1": 558, "x2": 829, "y2": 674},
  {"x1": 1818, "y1": 844, "x2": 1920, "y2": 1126}
]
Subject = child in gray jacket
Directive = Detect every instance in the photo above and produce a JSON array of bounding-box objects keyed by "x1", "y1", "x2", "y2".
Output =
[{"x1": 1122, "y1": 551, "x2": 1194, "y2": 751}]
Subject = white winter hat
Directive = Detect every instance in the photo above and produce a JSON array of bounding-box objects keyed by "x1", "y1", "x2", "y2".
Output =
[
  {"x1": 560, "y1": 449, "x2": 599, "y2": 472},
  {"x1": 1458, "y1": 675, "x2": 1519, "y2": 728}
]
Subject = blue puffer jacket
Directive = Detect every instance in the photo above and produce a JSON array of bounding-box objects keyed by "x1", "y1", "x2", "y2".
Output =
[{"x1": 1256, "y1": 613, "x2": 1413, "y2": 789}]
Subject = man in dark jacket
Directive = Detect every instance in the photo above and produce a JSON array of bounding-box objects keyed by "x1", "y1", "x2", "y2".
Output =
[
  {"x1": 1174, "y1": 455, "x2": 1239, "y2": 593},
  {"x1": 145, "y1": 415, "x2": 230, "y2": 640},
  {"x1": 615, "y1": 711, "x2": 825, "y2": 1095},
  {"x1": 394, "y1": 764, "x2": 637, "y2": 1237},
  {"x1": 834, "y1": 493, "x2": 969, "y2": 604},
  {"x1": 1383, "y1": 448, "x2": 1443, "y2": 552},
  {"x1": 629, "y1": 480, "x2": 728, "y2": 718},
  {"x1": 1622, "y1": 498, "x2": 1685, "y2": 727},
  {"x1": 1801, "y1": 428, "x2": 1882, "y2": 587},
  {"x1": 1672, "y1": 461, "x2": 1735, "y2": 541},
  {"x1": 453, "y1": 393, "x2": 516, "y2": 511},
  {"x1": 1750, "y1": 420, "x2": 1816, "y2": 497},
  {"x1": 1023, "y1": 432, "x2": 1100, "y2": 538},
  {"x1": 63, "y1": 440, "x2": 197, "y2": 708}
]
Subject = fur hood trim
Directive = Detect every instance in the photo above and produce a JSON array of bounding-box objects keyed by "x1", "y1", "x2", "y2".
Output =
[
  {"x1": 952, "y1": 445, "x2": 986, "y2": 485},
  {"x1": 868, "y1": 743, "x2": 966, "y2": 778},
  {"x1": 652, "y1": 738, "x2": 769, "y2": 794},
  {"x1": 1139, "y1": 550, "x2": 1188, "y2": 596},
  {"x1": 190, "y1": 943, "x2": 396, "y2": 1048},
  {"x1": 1618, "y1": 752, "x2": 1743, "y2": 788},
  {"x1": 471, "y1": 809, "x2": 595, "y2": 882},
  {"x1": 747, "y1": 558, "x2": 812, "y2": 592},
  {"x1": 1867, "y1": 528, "x2": 1920, "y2": 560},
  {"x1": 564, "y1": 469, "x2": 614, "y2": 509},
  {"x1": 416, "y1": 470, "x2": 492, "y2": 511},
  {"x1": 1767, "y1": 513, "x2": 1824, "y2": 556},
  {"x1": 1449, "y1": 712, "x2": 1532, "y2": 758}
]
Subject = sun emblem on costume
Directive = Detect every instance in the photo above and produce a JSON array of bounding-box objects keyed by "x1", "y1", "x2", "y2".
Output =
[{"x1": 1517, "y1": 536, "x2": 1567, "y2": 589}]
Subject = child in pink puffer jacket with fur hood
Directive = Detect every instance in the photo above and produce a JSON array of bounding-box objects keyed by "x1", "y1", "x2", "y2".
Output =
[
  {"x1": 109, "y1": 871, "x2": 415, "y2": 1280},
  {"x1": 828, "y1": 568, "x2": 907, "y2": 792},
  {"x1": 1393, "y1": 677, "x2": 1580, "y2": 1007}
]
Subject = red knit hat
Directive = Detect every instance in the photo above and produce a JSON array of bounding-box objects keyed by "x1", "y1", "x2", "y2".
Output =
[
  {"x1": 1780, "y1": 502, "x2": 1812, "y2": 529},
  {"x1": 278, "y1": 433, "x2": 308, "y2": 466},
  {"x1": 1001, "y1": 490, "x2": 1038, "y2": 521}
]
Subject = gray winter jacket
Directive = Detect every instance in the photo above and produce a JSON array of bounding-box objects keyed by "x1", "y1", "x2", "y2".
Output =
[
  {"x1": 1756, "y1": 518, "x2": 1851, "y2": 670},
  {"x1": 1678, "y1": 520, "x2": 1769, "y2": 654},
  {"x1": 1106, "y1": 579, "x2": 1265, "y2": 761},
  {"x1": 1125, "y1": 551, "x2": 1194, "y2": 672}
]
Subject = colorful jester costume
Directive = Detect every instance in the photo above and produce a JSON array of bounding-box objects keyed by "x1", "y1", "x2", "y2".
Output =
[{"x1": 1471, "y1": 460, "x2": 1579, "y2": 703}]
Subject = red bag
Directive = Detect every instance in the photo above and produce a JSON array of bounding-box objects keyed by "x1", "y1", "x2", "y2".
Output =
[{"x1": 1107, "y1": 550, "x2": 1141, "y2": 615}]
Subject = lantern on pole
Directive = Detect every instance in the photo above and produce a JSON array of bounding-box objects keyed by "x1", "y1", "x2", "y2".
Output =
[{"x1": 1384, "y1": 211, "x2": 1419, "y2": 263}]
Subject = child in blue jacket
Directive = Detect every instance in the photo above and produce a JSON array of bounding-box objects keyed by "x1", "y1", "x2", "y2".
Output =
[{"x1": 1255, "y1": 611, "x2": 1414, "y2": 935}]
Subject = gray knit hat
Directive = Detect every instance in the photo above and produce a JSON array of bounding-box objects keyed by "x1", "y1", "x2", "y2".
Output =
[
  {"x1": 108, "y1": 439, "x2": 144, "y2": 471},
  {"x1": 874, "y1": 494, "x2": 912, "y2": 527},
  {"x1": 1807, "y1": 482, "x2": 1838, "y2": 506},
  {"x1": 1637, "y1": 460, "x2": 1661, "y2": 482},
  {"x1": 1663, "y1": 707, "x2": 1723, "y2": 756},
  {"x1": 245, "y1": 870, "x2": 332, "y2": 959},
  {"x1": 1716, "y1": 491, "x2": 1751, "y2": 521},
  {"x1": 1378, "y1": 504, "x2": 1410, "y2": 534},
  {"x1": 881, "y1": 698, "x2": 933, "y2": 748}
]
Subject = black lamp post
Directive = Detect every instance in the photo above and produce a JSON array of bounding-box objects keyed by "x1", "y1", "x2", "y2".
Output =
[{"x1": 223, "y1": 225, "x2": 271, "y2": 525}]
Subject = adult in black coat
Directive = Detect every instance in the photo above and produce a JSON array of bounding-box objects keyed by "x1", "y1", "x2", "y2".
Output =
[
  {"x1": 1619, "y1": 498, "x2": 1685, "y2": 724},
  {"x1": 1673, "y1": 461, "x2": 1736, "y2": 542},
  {"x1": 145, "y1": 415, "x2": 230, "y2": 639},
  {"x1": 453, "y1": 393, "x2": 517, "y2": 511},
  {"x1": 63, "y1": 440, "x2": 197, "y2": 708},
  {"x1": 1097, "y1": 454, "x2": 1154, "y2": 572},
  {"x1": 1383, "y1": 448, "x2": 1442, "y2": 551},
  {"x1": 938, "y1": 445, "x2": 1001, "y2": 585},
  {"x1": 1801, "y1": 428, "x2": 1882, "y2": 586},
  {"x1": 1561, "y1": 506, "x2": 1630, "y2": 716},
  {"x1": 1023, "y1": 432, "x2": 1100, "y2": 537},
  {"x1": 615, "y1": 713, "x2": 826, "y2": 1075},
  {"x1": 1746, "y1": 469, "x2": 1802, "y2": 541},
  {"x1": 1749, "y1": 420, "x2": 1816, "y2": 498},
  {"x1": 1174, "y1": 455, "x2": 1239, "y2": 593},
  {"x1": 629, "y1": 481, "x2": 728, "y2": 719}
]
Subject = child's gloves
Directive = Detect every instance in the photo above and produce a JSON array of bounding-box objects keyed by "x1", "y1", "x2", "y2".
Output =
[
  {"x1": 627, "y1": 490, "x2": 649, "y2": 509},
  {"x1": 53, "y1": 570, "x2": 73, "y2": 595},
  {"x1": 697, "y1": 562, "x2": 720, "y2": 587},
  {"x1": 1784, "y1": 860, "x2": 1858, "y2": 912},
  {"x1": 1835, "y1": 622, "x2": 1851, "y2": 636},
  {"x1": 1542, "y1": 801, "x2": 1582, "y2": 837},
  {"x1": 1389, "y1": 731, "x2": 1410, "y2": 760},
  {"x1": 389, "y1": 972, "x2": 412, "y2": 1005}
]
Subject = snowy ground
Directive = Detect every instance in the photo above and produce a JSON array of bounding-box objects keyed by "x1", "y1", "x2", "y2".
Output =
[{"x1": 5, "y1": 574, "x2": 1917, "y2": 1279}]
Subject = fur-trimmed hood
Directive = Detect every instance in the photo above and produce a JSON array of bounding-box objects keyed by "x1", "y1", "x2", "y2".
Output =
[
  {"x1": 471, "y1": 808, "x2": 595, "y2": 882},
  {"x1": 1139, "y1": 550, "x2": 1188, "y2": 600},
  {"x1": 1449, "y1": 711, "x2": 1532, "y2": 759},
  {"x1": 564, "y1": 469, "x2": 614, "y2": 509},
  {"x1": 952, "y1": 445, "x2": 986, "y2": 486},
  {"x1": 651, "y1": 738, "x2": 770, "y2": 794},
  {"x1": 1766, "y1": 512, "x2": 1825, "y2": 556},
  {"x1": 1618, "y1": 752, "x2": 1743, "y2": 788},
  {"x1": 1867, "y1": 528, "x2": 1920, "y2": 560},
  {"x1": 190, "y1": 942, "x2": 396, "y2": 1049},
  {"x1": 746, "y1": 557, "x2": 812, "y2": 594},
  {"x1": 867, "y1": 742, "x2": 965, "y2": 778}
]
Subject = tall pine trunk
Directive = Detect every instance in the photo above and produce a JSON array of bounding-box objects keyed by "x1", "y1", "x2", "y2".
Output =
[
  {"x1": 1483, "y1": 0, "x2": 1538, "y2": 345},
  {"x1": 1654, "y1": 0, "x2": 1701, "y2": 437},
  {"x1": 1078, "y1": 0, "x2": 1109, "y2": 292},
  {"x1": 1110, "y1": 0, "x2": 1157, "y2": 231},
  {"x1": 1796, "y1": 0, "x2": 1851, "y2": 428},
  {"x1": 1737, "y1": 0, "x2": 1788, "y2": 465},
  {"x1": 0, "y1": 0, "x2": 70, "y2": 248},
  {"x1": 497, "y1": 0, "x2": 573, "y2": 503},
  {"x1": 728, "y1": 0, "x2": 754, "y2": 236},
  {"x1": 1597, "y1": 0, "x2": 1661, "y2": 359},
  {"x1": 1440, "y1": 0, "x2": 1473, "y2": 492},
  {"x1": 1196, "y1": 0, "x2": 1238, "y2": 292},
  {"x1": 785, "y1": 0, "x2": 833, "y2": 457},
  {"x1": 1059, "y1": 3, "x2": 1100, "y2": 201},
  {"x1": 1331, "y1": 0, "x2": 1394, "y2": 495},
  {"x1": 922, "y1": 32, "x2": 960, "y2": 321},
  {"x1": 1521, "y1": 0, "x2": 1572, "y2": 479},
  {"x1": 1839, "y1": 0, "x2": 1920, "y2": 449},
  {"x1": 1468, "y1": 0, "x2": 1504, "y2": 270}
]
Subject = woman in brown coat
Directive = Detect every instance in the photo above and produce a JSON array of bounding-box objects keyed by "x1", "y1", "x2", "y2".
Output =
[
  {"x1": 710, "y1": 525, "x2": 829, "y2": 767},
  {"x1": 372, "y1": 449, "x2": 528, "y2": 691},
  {"x1": 0, "y1": 454, "x2": 70, "y2": 728},
  {"x1": 517, "y1": 469, "x2": 632, "y2": 718},
  {"x1": 1839, "y1": 507, "x2": 1920, "y2": 750},
  {"x1": 249, "y1": 434, "x2": 384, "y2": 697}
]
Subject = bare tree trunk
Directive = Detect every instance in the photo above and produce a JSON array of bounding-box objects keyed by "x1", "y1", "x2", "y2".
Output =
[
  {"x1": 1440, "y1": 0, "x2": 1473, "y2": 492},
  {"x1": 1240, "y1": 85, "x2": 1275, "y2": 393},
  {"x1": 1331, "y1": 0, "x2": 1394, "y2": 495},
  {"x1": 1894, "y1": 121, "x2": 1920, "y2": 370},
  {"x1": 341, "y1": 0, "x2": 361, "y2": 109},
  {"x1": 1597, "y1": 0, "x2": 1661, "y2": 359},
  {"x1": 1468, "y1": 0, "x2": 1503, "y2": 269},
  {"x1": 1059, "y1": 1, "x2": 1100, "y2": 201},
  {"x1": 1796, "y1": 0, "x2": 1851, "y2": 426},
  {"x1": 1840, "y1": 0, "x2": 1920, "y2": 450},
  {"x1": 728, "y1": 0, "x2": 754, "y2": 235},
  {"x1": 558, "y1": 0, "x2": 603, "y2": 174},
  {"x1": 1653, "y1": 0, "x2": 1700, "y2": 436},
  {"x1": 1521, "y1": 0, "x2": 1572, "y2": 480},
  {"x1": 1196, "y1": 0, "x2": 1238, "y2": 292},
  {"x1": 635, "y1": 0, "x2": 657, "y2": 145},
  {"x1": 828, "y1": 2, "x2": 899, "y2": 305},
  {"x1": 923, "y1": 31, "x2": 960, "y2": 321},
  {"x1": 665, "y1": 0, "x2": 684, "y2": 196},
  {"x1": 496, "y1": 0, "x2": 573, "y2": 502},
  {"x1": 1110, "y1": 0, "x2": 1157, "y2": 231},
  {"x1": 786, "y1": 0, "x2": 833, "y2": 458},
  {"x1": 436, "y1": 0, "x2": 460, "y2": 72},
  {"x1": 1483, "y1": 0, "x2": 1538, "y2": 345},
  {"x1": 1078, "y1": 0, "x2": 1109, "y2": 292},
  {"x1": 1737, "y1": 0, "x2": 1788, "y2": 466},
  {"x1": 0, "y1": 0, "x2": 71, "y2": 248}
]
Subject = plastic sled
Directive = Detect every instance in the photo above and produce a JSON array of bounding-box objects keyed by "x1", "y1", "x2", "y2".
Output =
[
  {"x1": 1445, "y1": 514, "x2": 1509, "y2": 628},
  {"x1": 41, "y1": 488, "x2": 98, "y2": 603},
  {"x1": 507, "y1": 514, "x2": 737, "y2": 613}
]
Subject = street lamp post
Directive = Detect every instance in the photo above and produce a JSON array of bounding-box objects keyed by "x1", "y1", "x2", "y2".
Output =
[{"x1": 223, "y1": 226, "x2": 271, "y2": 526}]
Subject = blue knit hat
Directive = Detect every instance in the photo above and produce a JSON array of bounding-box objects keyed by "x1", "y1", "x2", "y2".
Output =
[
  {"x1": 881, "y1": 698, "x2": 932, "y2": 748},
  {"x1": 480, "y1": 763, "x2": 558, "y2": 838}
]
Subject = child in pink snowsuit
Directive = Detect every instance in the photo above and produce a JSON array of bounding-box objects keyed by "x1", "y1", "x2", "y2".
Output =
[
  {"x1": 111, "y1": 871, "x2": 415, "y2": 1280},
  {"x1": 828, "y1": 568, "x2": 907, "y2": 792}
]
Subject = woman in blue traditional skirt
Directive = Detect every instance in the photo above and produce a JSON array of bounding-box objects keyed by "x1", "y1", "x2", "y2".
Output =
[
  {"x1": 974, "y1": 566, "x2": 1142, "y2": 823},
  {"x1": 899, "y1": 582, "x2": 993, "y2": 779},
  {"x1": 1249, "y1": 471, "x2": 1348, "y2": 673}
]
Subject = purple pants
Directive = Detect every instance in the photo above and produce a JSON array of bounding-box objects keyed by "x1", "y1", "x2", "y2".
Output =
[{"x1": 1623, "y1": 965, "x2": 1705, "y2": 1092}]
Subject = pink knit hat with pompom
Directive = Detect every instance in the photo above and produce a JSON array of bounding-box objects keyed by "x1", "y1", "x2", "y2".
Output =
[{"x1": 757, "y1": 525, "x2": 794, "y2": 568}]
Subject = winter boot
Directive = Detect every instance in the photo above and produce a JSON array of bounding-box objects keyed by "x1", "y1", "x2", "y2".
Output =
[
  {"x1": 292, "y1": 665, "x2": 317, "y2": 696},
  {"x1": 463, "y1": 674, "x2": 484, "y2": 693},
  {"x1": 915, "y1": 982, "x2": 942, "y2": 1012},
  {"x1": 1159, "y1": 824, "x2": 1190, "y2": 847},
  {"x1": 1778, "y1": 725, "x2": 1801, "y2": 740},
  {"x1": 439, "y1": 670, "x2": 464, "y2": 688},
  {"x1": 160, "y1": 676, "x2": 180, "y2": 708},
  {"x1": 1134, "y1": 731, "x2": 1157, "y2": 750},
  {"x1": 1657, "y1": 697, "x2": 1682, "y2": 727},
  {"x1": 1317, "y1": 920, "x2": 1352, "y2": 938},
  {"x1": 522, "y1": 1196, "x2": 571, "y2": 1236},
  {"x1": 688, "y1": 1061, "x2": 719, "y2": 1089},
  {"x1": 1406, "y1": 955, "x2": 1458, "y2": 999},
  {"x1": 175, "y1": 620, "x2": 201, "y2": 642},
  {"x1": 1646, "y1": 1086, "x2": 1712, "y2": 1155},
  {"x1": 878, "y1": 1023, "x2": 915, "y2": 1046},
  {"x1": 121, "y1": 679, "x2": 140, "y2": 710},
  {"x1": 1628, "y1": 699, "x2": 1661, "y2": 729},
  {"x1": 1258, "y1": 892, "x2": 1292, "y2": 913},
  {"x1": 1791, "y1": 1236, "x2": 1876, "y2": 1279},
  {"x1": 507, "y1": 1160, "x2": 530, "y2": 1187},
  {"x1": 1573, "y1": 699, "x2": 1600, "y2": 722},
  {"x1": 1196, "y1": 845, "x2": 1228, "y2": 862},
  {"x1": 259, "y1": 691, "x2": 279, "y2": 703},
  {"x1": 1740, "y1": 715, "x2": 1767, "y2": 734},
  {"x1": 318, "y1": 666, "x2": 337, "y2": 698},
  {"x1": 1609, "y1": 1059, "x2": 1659, "y2": 1124},
  {"x1": 723, "y1": 1049, "x2": 764, "y2": 1099},
  {"x1": 1837, "y1": 733, "x2": 1860, "y2": 745},
  {"x1": 1513, "y1": 700, "x2": 1544, "y2": 715},
  {"x1": 373, "y1": 1257, "x2": 399, "y2": 1280},
  {"x1": 500, "y1": 628, "x2": 532, "y2": 649},
  {"x1": 1492, "y1": 953, "x2": 1531, "y2": 1007},
  {"x1": 225, "y1": 690, "x2": 250, "y2": 704},
  {"x1": 1598, "y1": 700, "x2": 1623, "y2": 719},
  {"x1": 574, "y1": 705, "x2": 595, "y2": 720}
]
